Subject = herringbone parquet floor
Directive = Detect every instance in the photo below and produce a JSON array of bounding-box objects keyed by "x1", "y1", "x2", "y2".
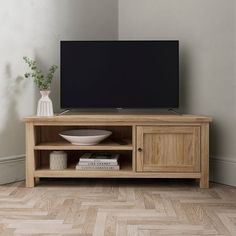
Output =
[{"x1": 0, "y1": 179, "x2": 235, "y2": 236}]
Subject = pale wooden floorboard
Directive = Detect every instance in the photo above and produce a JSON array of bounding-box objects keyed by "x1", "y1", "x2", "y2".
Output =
[{"x1": 0, "y1": 179, "x2": 235, "y2": 236}]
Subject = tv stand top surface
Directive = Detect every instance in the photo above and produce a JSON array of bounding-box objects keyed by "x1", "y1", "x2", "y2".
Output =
[{"x1": 24, "y1": 111, "x2": 212, "y2": 123}]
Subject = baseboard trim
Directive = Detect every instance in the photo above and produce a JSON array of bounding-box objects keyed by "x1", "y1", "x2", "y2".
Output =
[
  {"x1": 0, "y1": 155, "x2": 25, "y2": 185},
  {"x1": 210, "y1": 156, "x2": 236, "y2": 187}
]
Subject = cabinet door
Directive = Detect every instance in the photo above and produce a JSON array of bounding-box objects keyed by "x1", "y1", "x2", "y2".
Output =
[{"x1": 136, "y1": 126, "x2": 200, "y2": 172}]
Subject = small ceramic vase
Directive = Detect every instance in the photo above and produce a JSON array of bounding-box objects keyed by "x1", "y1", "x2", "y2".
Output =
[
  {"x1": 49, "y1": 151, "x2": 67, "y2": 170},
  {"x1": 37, "y1": 90, "x2": 54, "y2": 116}
]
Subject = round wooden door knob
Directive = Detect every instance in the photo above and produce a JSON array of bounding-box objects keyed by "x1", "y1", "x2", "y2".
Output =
[{"x1": 138, "y1": 148, "x2": 143, "y2": 152}]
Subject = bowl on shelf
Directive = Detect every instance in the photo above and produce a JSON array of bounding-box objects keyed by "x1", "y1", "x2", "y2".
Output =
[{"x1": 59, "y1": 129, "x2": 112, "y2": 146}]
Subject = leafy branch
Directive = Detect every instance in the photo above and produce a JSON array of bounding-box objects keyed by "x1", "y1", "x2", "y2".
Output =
[{"x1": 23, "y1": 57, "x2": 58, "y2": 90}]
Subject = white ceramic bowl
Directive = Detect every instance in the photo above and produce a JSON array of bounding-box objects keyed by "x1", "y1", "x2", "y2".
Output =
[{"x1": 59, "y1": 129, "x2": 112, "y2": 145}]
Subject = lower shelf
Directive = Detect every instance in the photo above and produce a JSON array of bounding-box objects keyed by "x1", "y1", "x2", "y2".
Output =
[{"x1": 34, "y1": 169, "x2": 201, "y2": 178}]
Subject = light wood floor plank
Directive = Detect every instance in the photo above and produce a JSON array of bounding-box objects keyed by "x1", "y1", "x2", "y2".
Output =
[{"x1": 0, "y1": 180, "x2": 235, "y2": 235}]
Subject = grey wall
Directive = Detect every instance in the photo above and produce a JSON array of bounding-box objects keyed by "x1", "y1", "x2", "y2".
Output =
[
  {"x1": 0, "y1": 0, "x2": 118, "y2": 159},
  {"x1": 119, "y1": 0, "x2": 236, "y2": 185}
]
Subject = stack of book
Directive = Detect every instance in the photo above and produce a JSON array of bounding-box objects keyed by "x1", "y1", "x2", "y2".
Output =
[{"x1": 76, "y1": 153, "x2": 120, "y2": 170}]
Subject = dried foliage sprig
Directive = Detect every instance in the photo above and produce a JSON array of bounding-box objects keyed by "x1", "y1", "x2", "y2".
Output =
[{"x1": 23, "y1": 57, "x2": 58, "y2": 90}]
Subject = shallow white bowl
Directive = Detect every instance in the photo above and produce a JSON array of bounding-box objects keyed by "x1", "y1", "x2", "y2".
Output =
[{"x1": 59, "y1": 129, "x2": 112, "y2": 146}]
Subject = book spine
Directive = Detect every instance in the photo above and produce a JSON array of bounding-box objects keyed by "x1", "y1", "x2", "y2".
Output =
[
  {"x1": 76, "y1": 165, "x2": 120, "y2": 170},
  {"x1": 78, "y1": 162, "x2": 118, "y2": 166},
  {"x1": 79, "y1": 159, "x2": 118, "y2": 163}
]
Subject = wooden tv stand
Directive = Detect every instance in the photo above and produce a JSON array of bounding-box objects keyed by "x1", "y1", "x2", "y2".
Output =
[{"x1": 24, "y1": 112, "x2": 212, "y2": 188}]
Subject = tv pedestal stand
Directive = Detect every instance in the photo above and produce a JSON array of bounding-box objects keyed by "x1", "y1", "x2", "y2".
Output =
[
  {"x1": 168, "y1": 108, "x2": 182, "y2": 115},
  {"x1": 24, "y1": 112, "x2": 212, "y2": 188}
]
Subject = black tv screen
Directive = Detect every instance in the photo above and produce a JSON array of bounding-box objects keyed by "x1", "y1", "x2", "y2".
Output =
[{"x1": 61, "y1": 41, "x2": 179, "y2": 108}]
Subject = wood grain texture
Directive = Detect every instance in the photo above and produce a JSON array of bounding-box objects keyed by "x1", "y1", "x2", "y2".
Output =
[
  {"x1": 137, "y1": 126, "x2": 200, "y2": 172},
  {"x1": 132, "y1": 125, "x2": 136, "y2": 171},
  {"x1": 34, "y1": 140, "x2": 133, "y2": 150},
  {"x1": 25, "y1": 122, "x2": 35, "y2": 187},
  {"x1": 24, "y1": 113, "x2": 212, "y2": 188},
  {"x1": 0, "y1": 180, "x2": 235, "y2": 235},
  {"x1": 24, "y1": 112, "x2": 213, "y2": 123},
  {"x1": 34, "y1": 169, "x2": 201, "y2": 178},
  {"x1": 200, "y1": 123, "x2": 210, "y2": 188}
]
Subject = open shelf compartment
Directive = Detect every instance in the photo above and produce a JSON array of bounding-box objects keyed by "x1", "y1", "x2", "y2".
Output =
[
  {"x1": 34, "y1": 125, "x2": 133, "y2": 150},
  {"x1": 34, "y1": 149, "x2": 134, "y2": 176}
]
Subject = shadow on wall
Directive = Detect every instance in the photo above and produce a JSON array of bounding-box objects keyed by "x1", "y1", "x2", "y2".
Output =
[
  {"x1": 179, "y1": 46, "x2": 218, "y2": 159},
  {"x1": 179, "y1": 46, "x2": 190, "y2": 113},
  {"x1": 179, "y1": 46, "x2": 218, "y2": 179},
  {"x1": 0, "y1": 53, "x2": 54, "y2": 158},
  {"x1": 0, "y1": 63, "x2": 28, "y2": 157}
]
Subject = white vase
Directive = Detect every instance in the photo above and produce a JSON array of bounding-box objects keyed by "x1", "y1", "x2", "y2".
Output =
[{"x1": 37, "y1": 90, "x2": 54, "y2": 116}]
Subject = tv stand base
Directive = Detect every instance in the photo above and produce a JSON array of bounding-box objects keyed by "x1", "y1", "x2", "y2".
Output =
[{"x1": 24, "y1": 112, "x2": 212, "y2": 188}]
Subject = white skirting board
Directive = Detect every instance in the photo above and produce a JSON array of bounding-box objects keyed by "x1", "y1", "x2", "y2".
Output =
[
  {"x1": 0, "y1": 155, "x2": 25, "y2": 185},
  {"x1": 210, "y1": 157, "x2": 236, "y2": 187}
]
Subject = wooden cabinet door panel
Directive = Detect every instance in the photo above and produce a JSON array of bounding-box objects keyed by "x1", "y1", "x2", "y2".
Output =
[{"x1": 137, "y1": 126, "x2": 200, "y2": 172}]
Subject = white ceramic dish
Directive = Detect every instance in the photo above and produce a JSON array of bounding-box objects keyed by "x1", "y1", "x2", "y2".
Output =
[{"x1": 59, "y1": 129, "x2": 112, "y2": 145}]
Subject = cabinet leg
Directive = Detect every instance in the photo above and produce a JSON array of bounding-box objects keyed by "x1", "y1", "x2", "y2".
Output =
[
  {"x1": 200, "y1": 124, "x2": 209, "y2": 189},
  {"x1": 35, "y1": 177, "x2": 40, "y2": 185},
  {"x1": 200, "y1": 176, "x2": 209, "y2": 188},
  {"x1": 25, "y1": 176, "x2": 35, "y2": 188},
  {"x1": 25, "y1": 122, "x2": 36, "y2": 188}
]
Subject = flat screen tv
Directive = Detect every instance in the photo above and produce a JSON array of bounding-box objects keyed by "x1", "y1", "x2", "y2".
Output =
[{"x1": 61, "y1": 40, "x2": 179, "y2": 109}]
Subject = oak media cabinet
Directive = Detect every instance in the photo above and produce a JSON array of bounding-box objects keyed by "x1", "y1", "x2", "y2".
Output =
[{"x1": 24, "y1": 113, "x2": 212, "y2": 188}]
